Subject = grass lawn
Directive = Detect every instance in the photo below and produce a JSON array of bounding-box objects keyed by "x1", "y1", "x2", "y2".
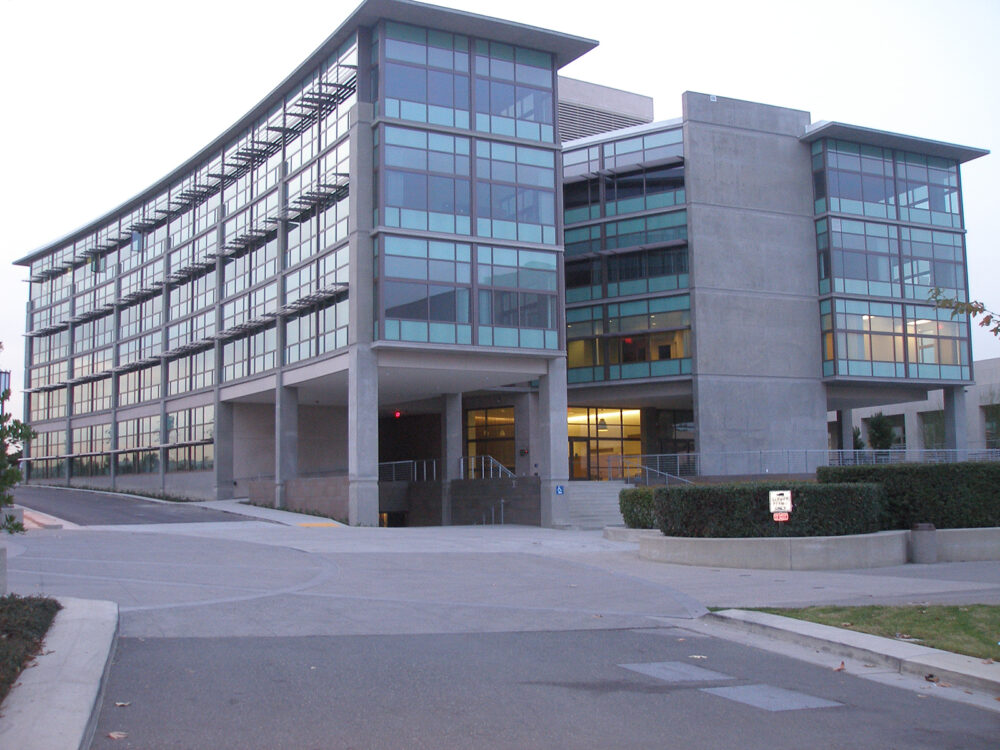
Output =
[
  {"x1": 0, "y1": 595, "x2": 62, "y2": 704},
  {"x1": 756, "y1": 604, "x2": 1000, "y2": 661}
]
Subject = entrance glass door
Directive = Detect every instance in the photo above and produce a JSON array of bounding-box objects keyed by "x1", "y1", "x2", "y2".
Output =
[{"x1": 569, "y1": 437, "x2": 591, "y2": 480}]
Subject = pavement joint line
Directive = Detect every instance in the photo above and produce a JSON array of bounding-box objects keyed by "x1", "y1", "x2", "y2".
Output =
[
  {"x1": 0, "y1": 596, "x2": 119, "y2": 750},
  {"x1": 10, "y1": 567, "x2": 287, "y2": 594},
  {"x1": 286, "y1": 587, "x2": 699, "y2": 620},
  {"x1": 705, "y1": 609, "x2": 1000, "y2": 696}
]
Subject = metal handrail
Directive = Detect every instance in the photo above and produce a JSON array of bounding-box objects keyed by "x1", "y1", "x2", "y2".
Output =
[
  {"x1": 378, "y1": 460, "x2": 437, "y2": 482},
  {"x1": 481, "y1": 498, "x2": 506, "y2": 525},
  {"x1": 460, "y1": 455, "x2": 515, "y2": 480}
]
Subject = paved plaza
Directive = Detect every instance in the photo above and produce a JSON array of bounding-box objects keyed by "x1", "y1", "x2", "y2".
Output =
[{"x1": 6, "y1": 485, "x2": 1000, "y2": 749}]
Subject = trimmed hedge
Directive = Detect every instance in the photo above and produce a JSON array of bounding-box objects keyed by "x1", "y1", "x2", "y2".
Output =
[
  {"x1": 654, "y1": 481, "x2": 885, "y2": 538},
  {"x1": 817, "y1": 462, "x2": 1000, "y2": 530},
  {"x1": 619, "y1": 487, "x2": 656, "y2": 529}
]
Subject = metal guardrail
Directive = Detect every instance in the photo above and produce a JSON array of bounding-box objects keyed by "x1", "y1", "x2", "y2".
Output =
[
  {"x1": 460, "y1": 455, "x2": 515, "y2": 480},
  {"x1": 608, "y1": 448, "x2": 1000, "y2": 480},
  {"x1": 378, "y1": 460, "x2": 437, "y2": 482},
  {"x1": 481, "y1": 498, "x2": 506, "y2": 525}
]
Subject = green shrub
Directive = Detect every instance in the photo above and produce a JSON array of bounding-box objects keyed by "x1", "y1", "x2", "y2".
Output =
[
  {"x1": 654, "y1": 481, "x2": 884, "y2": 538},
  {"x1": 817, "y1": 462, "x2": 1000, "y2": 530},
  {"x1": 0, "y1": 595, "x2": 61, "y2": 703},
  {"x1": 619, "y1": 486, "x2": 656, "y2": 528}
]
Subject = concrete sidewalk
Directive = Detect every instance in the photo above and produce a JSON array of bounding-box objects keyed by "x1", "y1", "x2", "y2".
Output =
[{"x1": 0, "y1": 597, "x2": 118, "y2": 750}]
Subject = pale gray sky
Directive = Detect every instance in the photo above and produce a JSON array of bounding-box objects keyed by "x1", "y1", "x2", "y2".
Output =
[{"x1": 1, "y1": 0, "x2": 996, "y2": 417}]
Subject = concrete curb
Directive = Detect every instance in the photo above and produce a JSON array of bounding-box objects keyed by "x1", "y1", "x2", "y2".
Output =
[
  {"x1": 707, "y1": 609, "x2": 1000, "y2": 696},
  {"x1": 0, "y1": 597, "x2": 120, "y2": 750}
]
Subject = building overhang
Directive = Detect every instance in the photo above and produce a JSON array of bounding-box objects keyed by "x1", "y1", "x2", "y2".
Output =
[
  {"x1": 801, "y1": 121, "x2": 989, "y2": 164},
  {"x1": 15, "y1": 0, "x2": 597, "y2": 268}
]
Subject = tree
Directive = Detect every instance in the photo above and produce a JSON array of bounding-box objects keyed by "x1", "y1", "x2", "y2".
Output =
[
  {"x1": 866, "y1": 412, "x2": 896, "y2": 451},
  {"x1": 852, "y1": 426, "x2": 865, "y2": 450},
  {"x1": 0, "y1": 341, "x2": 33, "y2": 533},
  {"x1": 930, "y1": 288, "x2": 1000, "y2": 338}
]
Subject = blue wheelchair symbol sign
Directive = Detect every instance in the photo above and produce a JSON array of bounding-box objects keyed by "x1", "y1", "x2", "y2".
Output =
[{"x1": 556, "y1": 485, "x2": 565, "y2": 495}]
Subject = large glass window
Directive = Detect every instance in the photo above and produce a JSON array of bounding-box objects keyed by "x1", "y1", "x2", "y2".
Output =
[
  {"x1": 985, "y1": 404, "x2": 1000, "y2": 449},
  {"x1": 465, "y1": 406, "x2": 514, "y2": 473},
  {"x1": 567, "y1": 408, "x2": 641, "y2": 480}
]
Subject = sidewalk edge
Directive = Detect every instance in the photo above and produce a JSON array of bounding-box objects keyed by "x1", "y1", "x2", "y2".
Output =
[
  {"x1": 707, "y1": 609, "x2": 1000, "y2": 695},
  {"x1": 0, "y1": 596, "x2": 120, "y2": 750}
]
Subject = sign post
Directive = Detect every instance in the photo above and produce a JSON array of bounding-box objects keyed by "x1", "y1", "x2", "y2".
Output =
[{"x1": 769, "y1": 490, "x2": 792, "y2": 523}]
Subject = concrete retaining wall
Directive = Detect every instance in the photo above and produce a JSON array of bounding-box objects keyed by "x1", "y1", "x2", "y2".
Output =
[
  {"x1": 248, "y1": 477, "x2": 350, "y2": 521},
  {"x1": 449, "y1": 477, "x2": 541, "y2": 526},
  {"x1": 628, "y1": 526, "x2": 1000, "y2": 570},
  {"x1": 937, "y1": 527, "x2": 1000, "y2": 562},
  {"x1": 637, "y1": 531, "x2": 909, "y2": 570}
]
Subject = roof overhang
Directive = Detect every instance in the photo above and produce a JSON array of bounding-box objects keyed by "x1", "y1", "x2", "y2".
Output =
[
  {"x1": 15, "y1": 0, "x2": 597, "y2": 267},
  {"x1": 801, "y1": 121, "x2": 989, "y2": 164}
]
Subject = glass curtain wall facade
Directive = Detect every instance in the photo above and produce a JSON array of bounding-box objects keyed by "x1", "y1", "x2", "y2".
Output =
[
  {"x1": 20, "y1": 35, "x2": 359, "y2": 485},
  {"x1": 562, "y1": 125, "x2": 690, "y2": 385},
  {"x1": 373, "y1": 21, "x2": 562, "y2": 351},
  {"x1": 813, "y1": 139, "x2": 973, "y2": 382}
]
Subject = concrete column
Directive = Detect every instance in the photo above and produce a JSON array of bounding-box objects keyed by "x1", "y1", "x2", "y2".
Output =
[
  {"x1": 513, "y1": 392, "x2": 532, "y2": 477},
  {"x1": 944, "y1": 386, "x2": 968, "y2": 459},
  {"x1": 213, "y1": 400, "x2": 234, "y2": 499},
  {"x1": 441, "y1": 392, "x2": 462, "y2": 525},
  {"x1": 903, "y1": 410, "x2": 921, "y2": 460},
  {"x1": 837, "y1": 409, "x2": 855, "y2": 452},
  {"x1": 538, "y1": 356, "x2": 569, "y2": 528},
  {"x1": 159, "y1": 379, "x2": 168, "y2": 493},
  {"x1": 274, "y1": 384, "x2": 299, "y2": 510},
  {"x1": 348, "y1": 345, "x2": 379, "y2": 526}
]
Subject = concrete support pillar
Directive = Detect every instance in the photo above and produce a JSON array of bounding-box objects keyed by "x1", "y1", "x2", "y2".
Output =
[
  {"x1": 903, "y1": 410, "x2": 921, "y2": 460},
  {"x1": 441, "y1": 392, "x2": 462, "y2": 525},
  {"x1": 274, "y1": 384, "x2": 299, "y2": 510},
  {"x1": 159, "y1": 383, "x2": 168, "y2": 493},
  {"x1": 837, "y1": 409, "x2": 855, "y2": 452},
  {"x1": 944, "y1": 386, "x2": 968, "y2": 459},
  {"x1": 348, "y1": 346, "x2": 379, "y2": 526},
  {"x1": 513, "y1": 392, "x2": 532, "y2": 477},
  {"x1": 538, "y1": 357, "x2": 569, "y2": 528},
  {"x1": 213, "y1": 401, "x2": 235, "y2": 500}
]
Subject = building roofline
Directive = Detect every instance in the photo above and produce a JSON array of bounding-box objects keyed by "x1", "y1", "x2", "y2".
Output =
[
  {"x1": 801, "y1": 121, "x2": 989, "y2": 164},
  {"x1": 15, "y1": 0, "x2": 597, "y2": 267},
  {"x1": 562, "y1": 117, "x2": 683, "y2": 150}
]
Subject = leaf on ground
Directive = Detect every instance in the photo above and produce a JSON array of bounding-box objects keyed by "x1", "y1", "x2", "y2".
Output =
[
  {"x1": 840, "y1": 622, "x2": 852, "y2": 628},
  {"x1": 938, "y1": 682, "x2": 952, "y2": 688},
  {"x1": 108, "y1": 731, "x2": 128, "y2": 740},
  {"x1": 833, "y1": 661, "x2": 846, "y2": 672},
  {"x1": 114, "y1": 701, "x2": 131, "y2": 707},
  {"x1": 924, "y1": 674, "x2": 939, "y2": 683},
  {"x1": 863, "y1": 663, "x2": 877, "y2": 668},
  {"x1": 983, "y1": 658, "x2": 995, "y2": 665}
]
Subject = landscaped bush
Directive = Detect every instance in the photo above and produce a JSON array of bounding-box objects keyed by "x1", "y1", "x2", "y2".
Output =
[
  {"x1": 619, "y1": 486, "x2": 656, "y2": 528},
  {"x1": 654, "y1": 482, "x2": 884, "y2": 538},
  {"x1": 817, "y1": 462, "x2": 1000, "y2": 530},
  {"x1": 0, "y1": 595, "x2": 61, "y2": 703}
]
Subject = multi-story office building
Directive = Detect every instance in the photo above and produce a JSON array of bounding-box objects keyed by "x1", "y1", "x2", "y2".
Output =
[
  {"x1": 16, "y1": 0, "x2": 988, "y2": 526},
  {"x1": 561, "y1": 89, "x2": 987, "y2": 480}
]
